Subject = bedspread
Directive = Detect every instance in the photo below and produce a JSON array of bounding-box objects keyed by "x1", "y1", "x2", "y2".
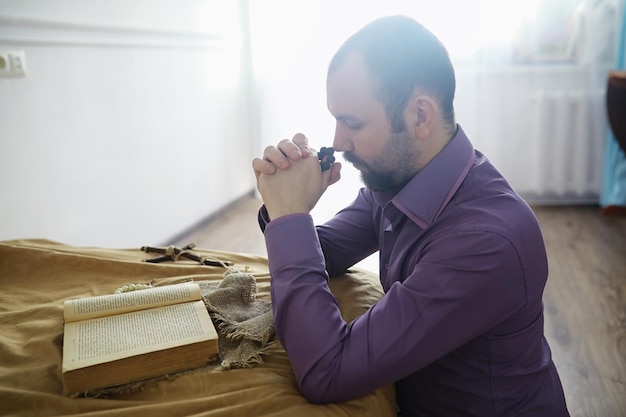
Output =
[{"x1": 0, "y1": 239, "x2": 395, "y2": 417}]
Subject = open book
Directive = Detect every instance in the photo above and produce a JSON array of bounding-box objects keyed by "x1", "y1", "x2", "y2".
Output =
[{"x1": 62, "y1": 283, "x2": 219, "y2": 395}]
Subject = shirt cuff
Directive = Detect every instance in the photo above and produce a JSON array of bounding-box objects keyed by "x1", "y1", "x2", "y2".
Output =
[{"x1": 264, "y1": 213, "x2": 326, "y2": 273}]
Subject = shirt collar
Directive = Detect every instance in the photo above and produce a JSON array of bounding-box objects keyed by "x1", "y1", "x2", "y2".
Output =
[{"x1": 373, "y1": 125, "x2": 475, "y2": 229}]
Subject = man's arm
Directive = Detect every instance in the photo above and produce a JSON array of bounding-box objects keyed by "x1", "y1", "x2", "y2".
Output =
[
  {"x1": 258, "y1": 187, "x2": 380, "y2": 277},
  {"x1": 316, "y1": 188, "x2": 379, "y2": 276},
  {"x1": 265, "y1": 215, "x2": 528, "y2": 404}
]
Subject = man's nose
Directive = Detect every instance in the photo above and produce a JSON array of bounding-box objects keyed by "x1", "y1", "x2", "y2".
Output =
[{"x1": 332, "y1": 124, "x2": 353, "y2": 152}]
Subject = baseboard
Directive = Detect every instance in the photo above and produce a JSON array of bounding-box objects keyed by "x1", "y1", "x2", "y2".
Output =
[{"x1": 162, "y1": 189, "x2": 257, "y2": 246}]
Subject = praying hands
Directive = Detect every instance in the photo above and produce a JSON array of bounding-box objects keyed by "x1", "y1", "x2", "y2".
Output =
[{"x1": 252, "y1": 134, "x2": 341, "y2": 221}]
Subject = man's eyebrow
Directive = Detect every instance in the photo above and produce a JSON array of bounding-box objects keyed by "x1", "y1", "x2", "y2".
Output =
[{"x1": 335, "y1": 115, "x2": 361, "y2": 122}]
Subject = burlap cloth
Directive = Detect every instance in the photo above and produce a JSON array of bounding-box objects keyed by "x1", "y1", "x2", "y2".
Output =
[
  {"x1": 199, "y1": 267, "x2": 275, "y2": 369},
  {"x1": 83, "y1": 267, "x2": 275, "y2": 398}
]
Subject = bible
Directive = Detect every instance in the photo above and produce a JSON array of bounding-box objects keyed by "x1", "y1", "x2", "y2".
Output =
[{"x1": 61, "y1": 282, "x2": 219, "y2": 395}]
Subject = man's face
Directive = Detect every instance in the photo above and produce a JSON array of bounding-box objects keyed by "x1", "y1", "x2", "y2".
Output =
[{"x1": 326, "y1": 53, "x2": 420, "y2": 192}]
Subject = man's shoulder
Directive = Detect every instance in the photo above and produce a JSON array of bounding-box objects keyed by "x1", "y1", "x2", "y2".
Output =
[{"x1": 442, "y1": 171, "x2": 541, "y2": 244}]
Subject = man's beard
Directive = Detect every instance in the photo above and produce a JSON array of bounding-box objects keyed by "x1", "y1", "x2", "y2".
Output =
[
  {"x1": 343, "y1": 129, "x2": 420, "y2": 192},
  {"x1": 344, "y1": 152, "x2": 401, "y2": 192}
]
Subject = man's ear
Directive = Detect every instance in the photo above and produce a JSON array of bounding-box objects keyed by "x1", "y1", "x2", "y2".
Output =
[{"x1": 407, "y1": 94, "x2": 438, "y2": 140}]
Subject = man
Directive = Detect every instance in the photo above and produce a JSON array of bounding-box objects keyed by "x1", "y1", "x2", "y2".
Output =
[{"x1": 252, "y1": 15, "x2": 569, "y2": 416}]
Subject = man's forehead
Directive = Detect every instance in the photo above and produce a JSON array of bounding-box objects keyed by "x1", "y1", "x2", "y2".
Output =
[
  {"x1": 327, "y1": 51, "x2": 370, "y2": 84},
  {"x1": 326, "y1": 53, "x2": 378, "y2": 114}
]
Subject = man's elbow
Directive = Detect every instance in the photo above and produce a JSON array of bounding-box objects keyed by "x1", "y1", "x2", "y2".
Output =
[
  {"x1": 298, "y1": 379, "x2": 334, "y2": 404},
  {"x1": 297, "y1": 374, "x2": 355, "y2": 404}
]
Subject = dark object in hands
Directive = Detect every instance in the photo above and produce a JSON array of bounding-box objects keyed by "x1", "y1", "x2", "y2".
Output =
[{"x1": 318, "y1": 147, "x2": 335, "y2": 171}]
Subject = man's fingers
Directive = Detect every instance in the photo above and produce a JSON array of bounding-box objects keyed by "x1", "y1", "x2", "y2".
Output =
[
  {"x1": 256, "y1": 134, "x2": 315, "y2": 177},
  {"x1": 320, "y1": 161, "x2": 341, "y2": 189},
  {"x1": 328, "y1": 162, "x2": 342, "y2": 186},
  {"x1": 277, "y1": 138, "x2": 308, "y2": 162},
  {"x1": 252, "y1": 157, "x2": 276, "y2": 178},
  {"x1": 263, "y1": 145, "x2": 291, "y2": 169},
  {"x1": 292, "y1": 133, "x2": 312, "y2": 157}
]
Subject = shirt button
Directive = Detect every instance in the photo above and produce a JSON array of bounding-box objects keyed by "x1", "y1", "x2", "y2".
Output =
[{"x1": 385, "y1": 263, "x2": 389, "y2": 269}]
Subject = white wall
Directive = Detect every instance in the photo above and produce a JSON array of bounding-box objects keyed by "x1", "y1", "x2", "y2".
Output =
[{"x1": 0, "y1": 0, "x2": 258, "y2": 247}]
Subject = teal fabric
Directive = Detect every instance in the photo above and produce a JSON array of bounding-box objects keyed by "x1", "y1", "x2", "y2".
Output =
[{"x1": 601, "y1": 3, "x2": 626, "y2": 207}]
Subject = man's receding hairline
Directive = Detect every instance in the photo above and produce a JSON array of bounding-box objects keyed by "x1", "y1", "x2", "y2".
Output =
[
  {"x1": 327, "y1": 50, "x2": 396, "y2": 115},
  {"x1": 327, "y1": 15, "x2": 456, "y2": 131}
]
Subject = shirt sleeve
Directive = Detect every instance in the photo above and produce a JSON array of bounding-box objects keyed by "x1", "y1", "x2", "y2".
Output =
[
  {"x1": 263, "y1": 214, "x2": 528, "y2": 404},
  {"x1": 258, "y1": 188, "x2": 380, "y2": 276},
  {"x1": 316, "y1": 188, "x2": 380, "y2": 275}
]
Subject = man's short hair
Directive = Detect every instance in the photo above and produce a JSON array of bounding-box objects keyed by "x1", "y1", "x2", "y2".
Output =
[{"x1": 329, "y1": 15, "x2": 456, "y2": 133}]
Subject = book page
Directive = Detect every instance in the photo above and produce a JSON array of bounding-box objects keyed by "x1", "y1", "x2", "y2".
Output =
[
  {"x1": 63, "y1": 283, "x2": 202, "y2": 322},
  {"x1": 62, "y1": 299, "x2": 217, "y2": 372}
]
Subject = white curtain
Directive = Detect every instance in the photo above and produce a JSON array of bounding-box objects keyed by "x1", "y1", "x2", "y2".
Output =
[{"x1": 248, "y1": 0, "x2": 623, "y2": 216}]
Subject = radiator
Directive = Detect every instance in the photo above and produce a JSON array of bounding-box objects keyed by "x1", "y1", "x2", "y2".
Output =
[{"x1": 527, "y1": 90, "x2": 606, "y2": 203}]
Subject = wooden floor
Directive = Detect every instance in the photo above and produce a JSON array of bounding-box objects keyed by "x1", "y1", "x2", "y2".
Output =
[{"x1": 175, "y1": 197, "x2": 626, "y2": 417}]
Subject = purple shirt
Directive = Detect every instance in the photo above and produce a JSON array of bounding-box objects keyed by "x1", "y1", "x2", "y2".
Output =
[{"x1": 260, "y1": 126, "x2": 569, "y2": 416}]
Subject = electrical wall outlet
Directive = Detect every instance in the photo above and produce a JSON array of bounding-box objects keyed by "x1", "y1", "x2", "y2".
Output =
[
  {"x1": 0, "y1": 52, "x2": 11, "y2": 76},
  {"x1": 0, "y1": 50, "x2": 27, "y2": 78}
]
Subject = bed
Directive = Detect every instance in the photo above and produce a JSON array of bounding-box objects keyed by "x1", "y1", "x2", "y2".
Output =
[{"x1": 0, "y1": 239, "x2": 395, "y2": 417}]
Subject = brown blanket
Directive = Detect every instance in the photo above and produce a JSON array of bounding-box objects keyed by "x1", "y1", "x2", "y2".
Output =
[{"x1": 0, "y1": 239, "x2": 395, "y2": 417}]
